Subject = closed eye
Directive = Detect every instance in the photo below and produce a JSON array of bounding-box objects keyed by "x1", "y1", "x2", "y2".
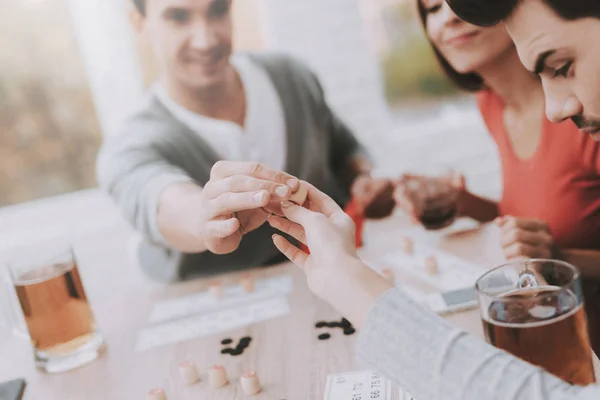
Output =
[
  {"x1": 425, "y1": 3, "x2": 442, "y2": 13},
  {"x1": 553, "y1": 61, "x2": 573, "y2": 78}
]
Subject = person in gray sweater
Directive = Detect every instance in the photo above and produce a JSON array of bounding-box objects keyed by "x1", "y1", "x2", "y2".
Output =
[
  {"x1": 97, "y1": 0, "x2": 395, "y2": 281},
  {"x1": 269, "y1": 183, "x2": 599, "y2": 400}
]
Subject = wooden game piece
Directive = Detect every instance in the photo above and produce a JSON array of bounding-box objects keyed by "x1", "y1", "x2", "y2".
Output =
[
  {"x1": 146, "y1": 388, "x2": 167, "y2": 400},
  {"x1": 290, "y1": 182, "x2": 308, "y2": 205},
  {"x1": 401, "y1": 236, "x2": 414, "y2": 255},
  {"x1": 240, "y1": 370, "x2": 261, "y2": 396},
  {"x1": 240, "y1": 274, "x2": 255, "y2": 293},
  {"x1": 425, "y1": 256, "x2": 439, "y2": 275},
  {"x1": 209, "y1": 281, "x2": 223, "y2": 298},
  {"x1": 179, "y1": 361, "x2": 200, "y2": 385},
  {"x1": 381, "y1": 268, "x2": 394, "y2": 283},
  {"x1": 208, "y1": 365, "x2": 228, "y2": 388}
]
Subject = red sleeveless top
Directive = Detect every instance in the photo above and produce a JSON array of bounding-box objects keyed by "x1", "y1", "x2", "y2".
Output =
[{"x1": 477, "y1": 90, "x2": 600, "y2": 250}]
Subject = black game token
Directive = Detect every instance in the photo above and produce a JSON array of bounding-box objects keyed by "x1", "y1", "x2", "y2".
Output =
[
  {"x1": 239, "y1": 336, "x2": 252, "y2": 345},
  {"x1": 229, "y1": 348, "x2": 244, "y2": 356},
  {"x1": 318, "y1": 333, "x2": 331, "y2": 340},
  {"x1": 221, "y1": 338, "x2": 233, "y2": 345}
]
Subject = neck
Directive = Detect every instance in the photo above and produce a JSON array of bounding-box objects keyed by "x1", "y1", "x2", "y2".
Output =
[
  {"x1": 476, "y1": 47, "x2": 543, "y2": 113},
  {"x1": 161, "y1": 65, "x2": 244, "y2": 121}
]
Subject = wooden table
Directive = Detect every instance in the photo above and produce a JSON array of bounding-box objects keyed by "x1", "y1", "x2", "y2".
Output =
[{"x1": 0, "y1": 215, "x2": 597, "y2": 399}]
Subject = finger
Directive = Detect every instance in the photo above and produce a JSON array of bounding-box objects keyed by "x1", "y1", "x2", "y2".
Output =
[
  {"x1": 204, "y1": 175, "x2": 292, "y2": 200},
  {"x1": 272, "y1": 234, "x2": 308, "y2": 268},
  {"x1": 399, "y1": 173, "x2": 423, "y2": 182},
  {"x1": 279, "y1": 201, "x2": 319, "y2": 225},
  {"x1": 208, "y1": 190, "x2": 270, "y2": 217},
  {"x1": 504, "y1": 242, "x2": 551, "y2": 259},
  {"x1": 267, "y1": 215, "x2": 307, "y2": 244},
  {"x1": 204, "y1": 218, "x2": 240, "y2": 238},
  {"x1": 210, "y1": 161, "x2": 299, "y2": 189},
  {"x1": 351, "y1": 177, "x2": 367, "y2": 195},
  {"x1": 360, "y1": 180, "x2": 390, "y2": 203},
  {"x1": 514, "y1": 218, "x2": 551, "y2": 233},
  {"x1": 303, "y1": 182, "x2": 345, "y2": 218},
  {"x1": 501, "y1": 228, "x2": 553, "y2": 248},
  {"x1": 500, "y1": 216, "x2": 550, "y2": 234},
  {"x1": 394, "y1": 190, "x2": 417, "y2": 216}
]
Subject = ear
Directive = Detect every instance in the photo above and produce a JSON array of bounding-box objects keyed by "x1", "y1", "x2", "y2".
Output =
[{"x1": 129, "y1": 8, "x2": 146, "y2": 35}]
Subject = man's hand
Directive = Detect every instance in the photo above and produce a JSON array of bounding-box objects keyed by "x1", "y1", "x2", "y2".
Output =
[
  {"x1": 350, "y1": 175, "x2": 395, "y2": 219},
  {"x1": 496, "y1": 216, "x2": 555, "y2": 259},
  {"x1": 195, "y1": 161, "x2": 299, "y2": 254}
]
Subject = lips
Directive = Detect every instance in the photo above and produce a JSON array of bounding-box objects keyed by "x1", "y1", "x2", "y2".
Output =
[
  {"x1": 184, "y1": 47, "x2": 229, "y2": 68},
  {"x1": 444, "y1": 31, "x2": 481, "y2": 47}
]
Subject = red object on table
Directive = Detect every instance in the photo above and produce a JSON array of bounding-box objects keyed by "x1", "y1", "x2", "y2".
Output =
[{"x1": 299, "y1": 198, "x2": 364, "y2": 254}]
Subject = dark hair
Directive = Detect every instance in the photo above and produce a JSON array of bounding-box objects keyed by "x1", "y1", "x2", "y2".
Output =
[
  {"x1": 133, "y1": 0, "x2": 145, "y2": 15},
  {"x1": 446, "y1": 0, "x2": 600, "y2": 27},
  {"x1": 416, "y1": 0, "x2": 484, "y2": 92}
]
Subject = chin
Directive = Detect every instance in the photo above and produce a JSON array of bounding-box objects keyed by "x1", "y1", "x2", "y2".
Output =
[
  {"x1": 179, "y1": 69, "x2": 229, "y2": 91},
  {"x1": 191, "y1": 75, "x2": 228, "y2": 90}
]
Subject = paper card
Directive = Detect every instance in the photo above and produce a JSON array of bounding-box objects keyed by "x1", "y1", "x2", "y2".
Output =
[
  {"x1": 136, "y1": 296, "x2": 290, "y2": 352},
  {"x1": 324, "y1": 370, "x2": 397, "y2": 400},
  {"x1": 380, "y1": 243, "x2": 484, "y2": 291},
  {"x1": 149, "y1": 274, "x2": 294, "y2": 323}
]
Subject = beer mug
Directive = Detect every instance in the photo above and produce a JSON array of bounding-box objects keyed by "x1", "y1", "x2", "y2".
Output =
[
  {"x1": 0, "y1": 238, "x2": 104, "y2": 373},
  {"x1": 476, "y1": 259, "x2": 596, "y2": 385}
]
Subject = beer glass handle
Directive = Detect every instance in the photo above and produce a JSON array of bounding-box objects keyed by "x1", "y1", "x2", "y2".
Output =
[{"x1": 0, "y1": 268, "x2": 28, "y2": 338}]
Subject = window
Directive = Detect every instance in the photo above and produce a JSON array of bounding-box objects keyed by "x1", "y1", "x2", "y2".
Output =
[
  {"x1": 0, "y1": 0, "x2": 102, "y2": 206},
  {"x1": 362, "y1": 0, "x2": 458, "y2": 105}
]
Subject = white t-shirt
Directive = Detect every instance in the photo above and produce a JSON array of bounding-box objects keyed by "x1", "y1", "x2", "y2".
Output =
[{"x1": 154, "y1": 54, "x2": 287, "y2": 172}]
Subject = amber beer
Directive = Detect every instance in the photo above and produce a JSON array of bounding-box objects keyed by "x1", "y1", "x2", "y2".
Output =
[
  {"x1": 477, "y1": 258, "x2": 598, "y2": 386},
  {"x1": 14, "y1": 261, "x2": 96, "y2": 353},
  {"x1": 5, "y1": 242, "x2": 104, "y2": 373},
  {"x1": 483, "y1": 286, "x2": 595, "y2": 385}
]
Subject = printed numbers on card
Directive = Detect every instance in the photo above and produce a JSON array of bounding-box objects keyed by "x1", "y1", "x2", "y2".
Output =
[
  {"x1": 369, "y1": 373, "x2": 381, "y2": 399},
  {"x1": 352, "y1": 383, "x2": 363, "y2": 400}
]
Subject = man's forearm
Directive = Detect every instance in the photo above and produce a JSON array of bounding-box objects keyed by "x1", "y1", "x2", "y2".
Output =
[
  {"x1": 157, "y1": 182, "x2": 209, "y2": 253},
  {"x1": 457, "y1": 189, "x2": 499, "y2": 222}
]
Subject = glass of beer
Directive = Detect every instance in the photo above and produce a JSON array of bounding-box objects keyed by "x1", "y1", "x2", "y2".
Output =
[
  {"x1": 476, "y1": 259, "x2": 595, "y2": 385},
  {"x1": 399, "y1": 167, "x2": 459, "y2": 230},
  {"x1": 1, "y1": 239, "x2": 104, "y2": 373}
]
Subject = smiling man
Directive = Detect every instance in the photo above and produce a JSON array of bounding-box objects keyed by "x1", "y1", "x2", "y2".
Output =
[
  {"x1": 97, "y1": 0, "x2": 395, "y2": 281},
  {"x1": 446, "y1": 0, "x2": 600, "y2": 139}
]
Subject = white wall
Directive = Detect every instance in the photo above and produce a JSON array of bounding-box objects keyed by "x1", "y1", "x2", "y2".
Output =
[
  {"x1": 258, "y1": 0, "x2": 502, "y2": 200},
  {"x1": 68, "y1": 0, "x2": 145, "y2": 138}
]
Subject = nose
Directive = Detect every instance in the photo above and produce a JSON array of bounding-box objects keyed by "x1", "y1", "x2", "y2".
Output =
[
  {"x1": 190, "y1": 24, "x2": 216, "y2": 50},
  {"x1": 545, "y1": 93, "x2": 583, "y2": 124},
  {"x1": 543, "y1": 80, "x2": 583, "y2": 123}
]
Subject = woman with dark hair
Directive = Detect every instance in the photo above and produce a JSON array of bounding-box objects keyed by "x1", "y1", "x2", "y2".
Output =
[{"x1": 396, "y1": 0, "x2": 600, "y2": 355}]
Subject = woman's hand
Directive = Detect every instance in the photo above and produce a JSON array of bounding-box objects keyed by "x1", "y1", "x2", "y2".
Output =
[
  {"x1": 496, "y1": 215, "x2": 555, "y2": 259},
  {"x1": 268, "y1": 182, "x2": 392, "y2": 327}
]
